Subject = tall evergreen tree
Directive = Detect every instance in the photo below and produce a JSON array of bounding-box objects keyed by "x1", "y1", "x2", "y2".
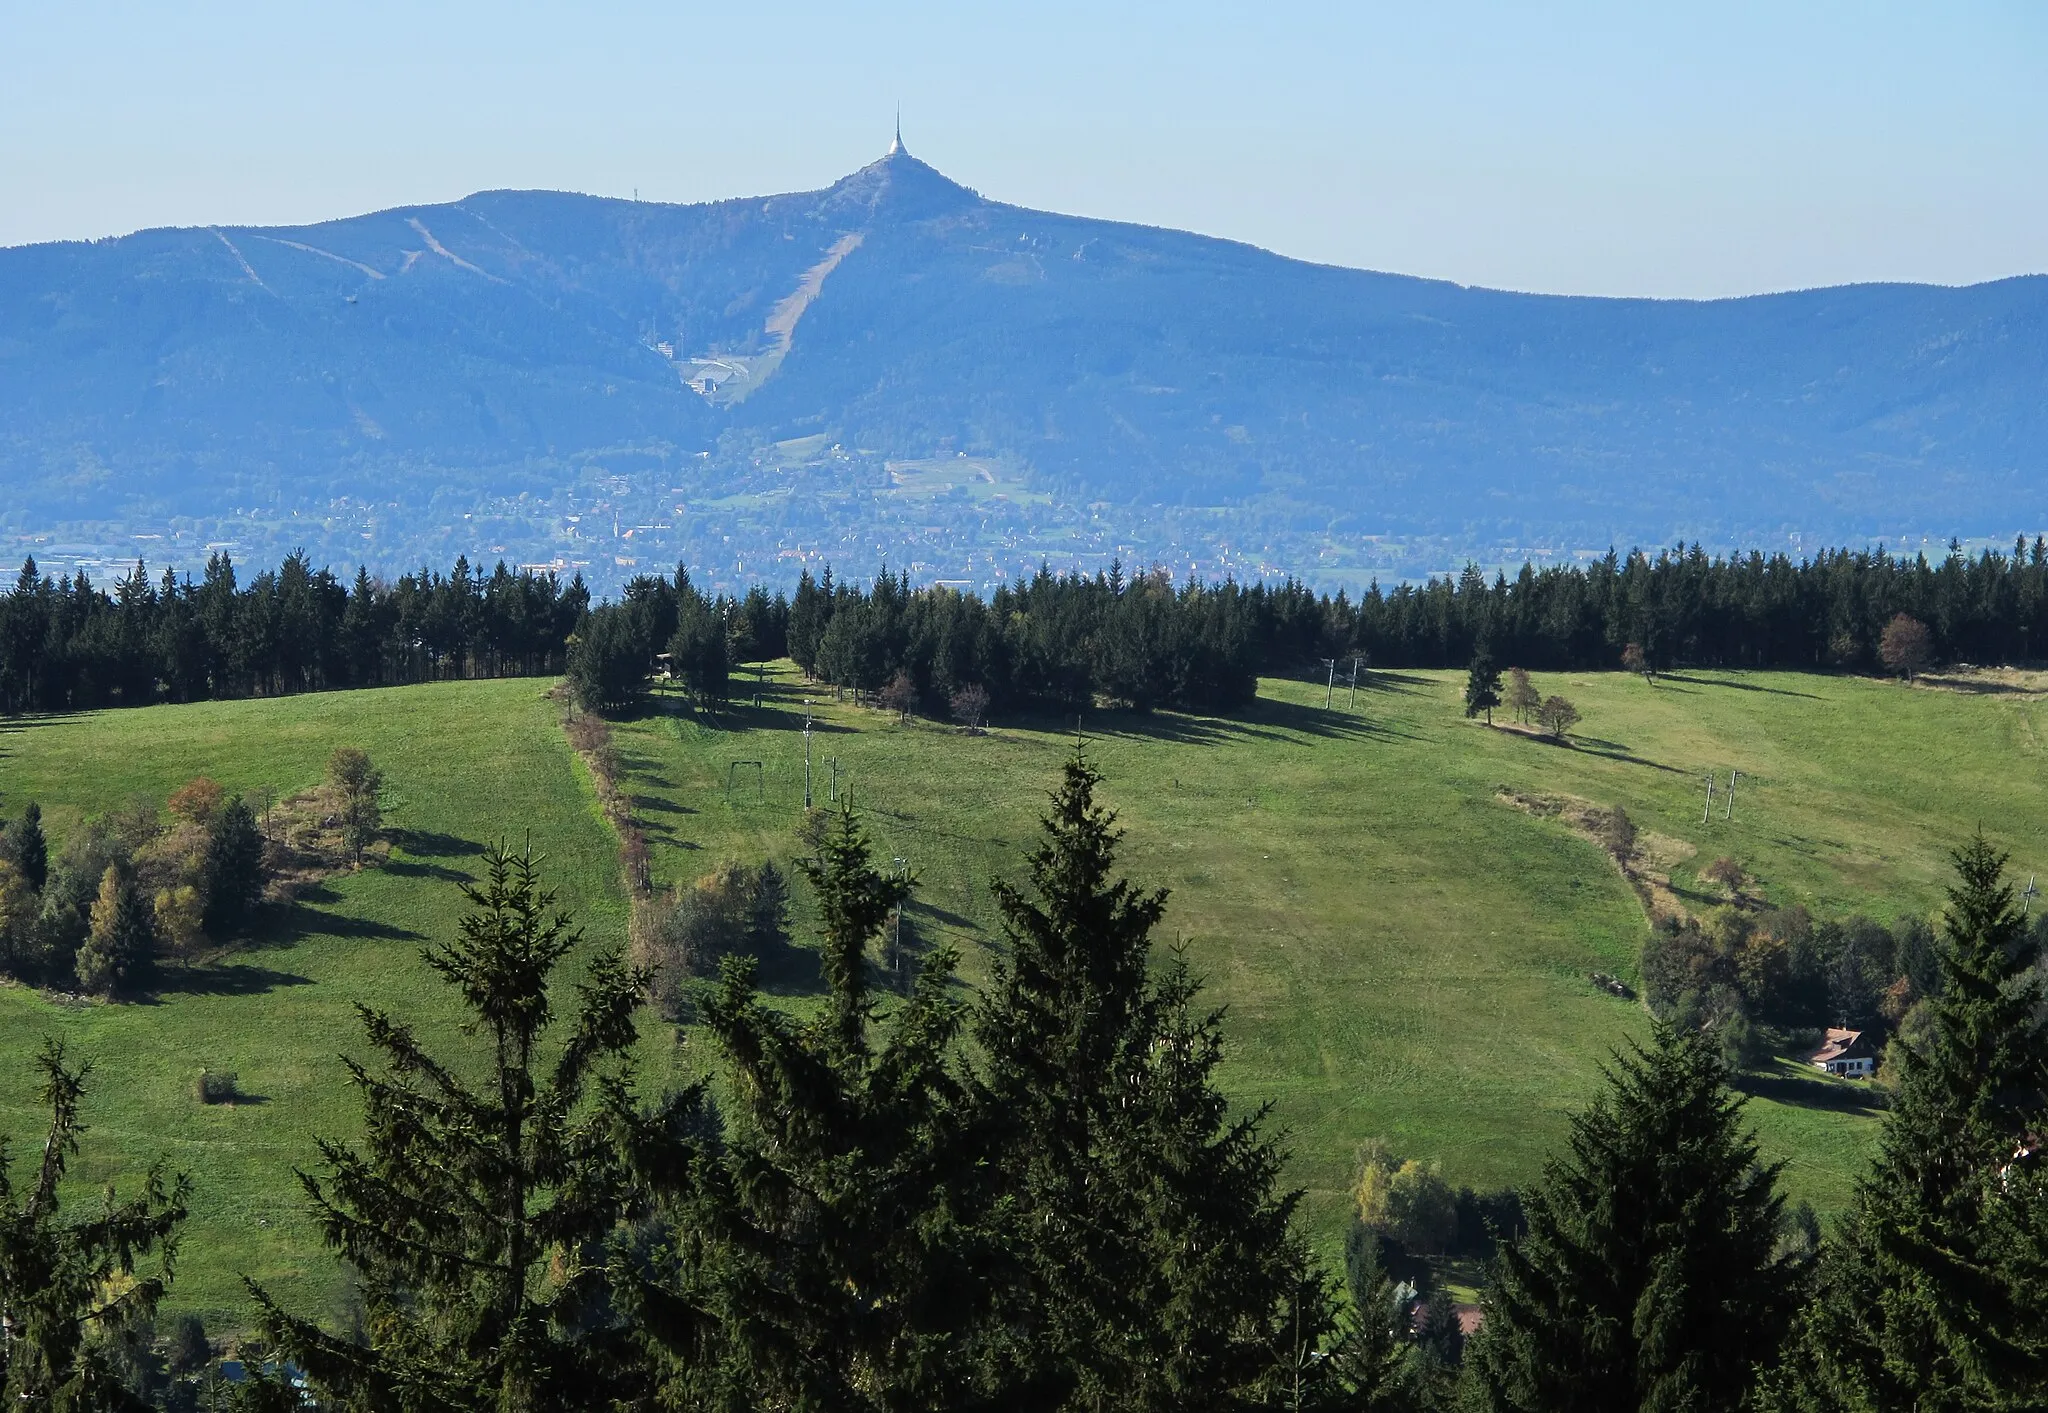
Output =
[
  {"x1": 1775, "y1": 836, "x2": 2048, "y2": 1411},
  {"x1": 971, "y1": 755, "x2": 1338, "y2": 1411},
  {"x1": 566, "y1": 606, "x2": 649, "y2": 714},
  {"x1": 200, "y1": 797, "x2": 265, "y2": 937},
  {"x1": 250, "y1": 844, "x2": 672, "y2": 1413},
  {"x1": 1466, "y1": 1023, "x2": 1803, "y2": 1413},
  {"x1": 1327, "y1": 1225, "x2": 1413, "y2": 1411},
  {"x1": 631, "y1": 805, "x2": 980, "y2": 1411},
  {"x1": 0, "y1": 1039, "x2": 190, "y2": 1410},
  {"x1": 4, "y1": 801, "x2": 48, "y2": 892},
  {"x1": 1464, "y1": 646, "x2": 1503, "y2": 724},
  {"x1": 667, "y1": 591, "x2": 731, "y2": 710}
]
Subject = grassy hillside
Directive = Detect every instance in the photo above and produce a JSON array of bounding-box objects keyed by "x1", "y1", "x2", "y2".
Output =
[
  {"x1": 2, "y1": 664, "x2": 2038, "y2": 1320},
  {"x1": 0, "y1": 679, "x2": 638, "y2": 1325},
  {"x1": 614, "y1": 664, "x2": 2047, "y2": 1253}
]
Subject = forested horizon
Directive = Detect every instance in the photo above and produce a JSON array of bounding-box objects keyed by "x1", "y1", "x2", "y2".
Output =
[{"x1": 6, "y1": 537, "x2": 2048, "y2": 715}]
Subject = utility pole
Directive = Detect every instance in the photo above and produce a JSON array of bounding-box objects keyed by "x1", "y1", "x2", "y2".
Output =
[
  {"x1": 803, "y1": 700, "x2": 814, "y2": 810},
  {"x1": 1702, "y1": 772, "x2": 1715, "y2": 825},
  {"x1": 1322, "y1": 658, "x2": 1338, "y2": 709},
  {"x1": 1724, "y1": 769, "x2": 1739, "y2": 822}
]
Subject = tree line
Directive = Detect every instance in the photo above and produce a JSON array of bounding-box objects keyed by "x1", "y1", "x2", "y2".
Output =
[
  {"x1": 9, "y1": 758, "x2": 2048, "y2": 1410},
  {"x1": 14, "y1": 537, "x2": 2048, "y2": 720},
  {"x1": 0, "y1": 555, "x2": 588, "y2": 713},
  {"x1": 551, "y1": 541, "x2": 2048, "y2": 724}
]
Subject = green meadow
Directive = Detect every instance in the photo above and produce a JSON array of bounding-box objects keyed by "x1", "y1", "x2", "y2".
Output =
[
  {"x1": 4, "y1": 664, "x2": 2043, "y2": 1321},
  {"x1": 0, "y1": 680, "x2": 637, "y2": 1324}
]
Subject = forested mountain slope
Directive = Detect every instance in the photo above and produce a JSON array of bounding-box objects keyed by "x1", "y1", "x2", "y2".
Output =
[{"x1": 3, "y1": 143, "x2": 2044, "y2": 571}]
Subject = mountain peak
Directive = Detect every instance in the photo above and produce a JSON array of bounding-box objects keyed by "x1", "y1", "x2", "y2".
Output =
[{"x1": 820, "y1": 136, "x2": 979, "y2": 221}]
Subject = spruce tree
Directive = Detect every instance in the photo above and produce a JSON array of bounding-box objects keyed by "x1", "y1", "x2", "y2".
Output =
[
  {"x1": 1466, "y1": 1023, "x2": 1802, "y2": 1413},
  {"x1": 1328, "y1": 1225, "x2": 1412, "y2": 1411},
  {"x1": 200, "y1": 797, "x2": 265, "y2": 937},
  {"x1": 971, "y1": 755, "x2": 1338, "y2": 1411},
  {"x1": 1777, "y1": 835, "x2": 2048, "y2": 1410},
  {"x1": 5, "y1": 802, "x2": 48, "y2": 892},
  {"x1": 1465, "y1": 647, "x2": 1503, "y2": 724},
  {"x1": 0, "y1": 1039, "x2": 190, "y2": 1409},
  {"x1": 250, "y1": 844, "x2": 674, "y2": 1413},
  {"x1": 566, "y1": 607, "x2": 648, "y2": 714},
  {"x1": 631, "y1": 805, "x2": 979, "y2": 1410}
]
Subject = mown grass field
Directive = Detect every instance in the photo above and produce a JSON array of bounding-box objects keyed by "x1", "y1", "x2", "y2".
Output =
[{"x1": 2, "y1": 663, "x2": 2041, "y2": 1321}]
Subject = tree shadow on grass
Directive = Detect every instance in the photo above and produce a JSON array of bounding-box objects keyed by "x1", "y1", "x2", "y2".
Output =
[
  {"x1": 270, "y1": 896, "x2": 426, "y2": 946},
  {"x1": 1732, "y1": 1063, "x2": 1887, "y2": 1118},
  {"x1": 1661, "y1": 673, "x2": 1823, "y2": 700},
  {"x1": 751, "y1": 935, "x2": 824, "y2": 998},
  {"x1": 386, "y1": 828, "x2": 485, "y2": 859},
  {"x1": 1505, "y1": 727, "x2": 1688, "y2": 775},
  {"x1": 142, "y1": 961, "x2": 316, "y2": 1001},
  {"x1": 676, "y1": 693, "x2": 861, "y2": 736},
  {"x1": 381, "y1": 829, "x2": 485, "y2": 882},
  {"x1": 0, "y1": 712, "x2": 83, "y2": 758},
  {"x1": 1318, "y1": 670, "x2": 1433, "y2": 695},
  {"x1": 1037, "y1": 696, "x2": 1409, "y2": 749},
  {"x1": 383, "y1": 858, "x2": 473, "y2": 883},
  {"x1": 906, "y1": 898, "x2": 977, "y2": 931},
  {"x1": 1667, "y1": 879, "x2": 1733, "y2": 912},
  {"x1": 736, "y1": 708, "x2": 858, "y2": 735},
  {"x1": 639, "y1": 818, "x2": 691, "y2": 846}
]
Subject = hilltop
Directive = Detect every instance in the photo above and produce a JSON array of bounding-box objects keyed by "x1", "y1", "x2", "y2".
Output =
[{"x1": 2, "y1": 143, "x2": 2046, "y2": 584}]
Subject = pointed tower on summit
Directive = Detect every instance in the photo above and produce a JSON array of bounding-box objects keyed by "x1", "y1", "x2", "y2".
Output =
[{"x1": 816, "y1": 111, "x2": 976, "y2": 221}]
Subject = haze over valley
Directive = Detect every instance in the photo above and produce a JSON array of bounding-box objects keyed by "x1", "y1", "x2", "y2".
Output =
[{"x1": 6, "y1": 140, "x2": 2044, "y2": 591}]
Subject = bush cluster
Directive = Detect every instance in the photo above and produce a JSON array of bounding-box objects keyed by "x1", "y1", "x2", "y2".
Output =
[
  {"x1": 635, "y1": 858, "x2": 790, "y2": 1018},
  {"x1": 0, "y1": 783, "x2": 266, "y2": 996},
  {"x1": 1639, "y1": 892, "x2": 2003, "y2": 1072}
]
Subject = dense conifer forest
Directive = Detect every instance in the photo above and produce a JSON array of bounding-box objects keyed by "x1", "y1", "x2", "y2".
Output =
[{"x1": 7, "y1": 538, "x2": 2048, "y2": 716}]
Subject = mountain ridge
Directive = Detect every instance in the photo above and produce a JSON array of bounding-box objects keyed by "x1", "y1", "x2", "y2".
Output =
[{"x1": 2, "y1": 145, "x2": 2043, "y2": 587}]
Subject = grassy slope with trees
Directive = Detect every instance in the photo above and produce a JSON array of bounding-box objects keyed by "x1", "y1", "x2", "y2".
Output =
[
  {"x1": 3, "y1": 662, "x2": 2041, "y2": 1320},
  {"x1": 0, "y1": 679, "x2": 644, "y2": 1324},
  {"x1": 618, "y1": 663, "x2": 2047, "y2": 1250}
]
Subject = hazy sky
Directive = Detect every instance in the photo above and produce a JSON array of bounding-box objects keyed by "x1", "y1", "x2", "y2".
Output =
[{"x1": 3, "y1": 1, "x2": 2042, "y2": 298}]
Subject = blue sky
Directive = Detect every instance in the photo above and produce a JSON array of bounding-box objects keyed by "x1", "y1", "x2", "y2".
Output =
[{"x1": 2, "y1": 0, "x2": 2042, "y2": 297}]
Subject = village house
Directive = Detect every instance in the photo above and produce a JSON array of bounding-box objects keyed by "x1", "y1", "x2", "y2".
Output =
[{"x1": 1811, "y1": 1027, "x2": 1878, "y2": 1079}]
